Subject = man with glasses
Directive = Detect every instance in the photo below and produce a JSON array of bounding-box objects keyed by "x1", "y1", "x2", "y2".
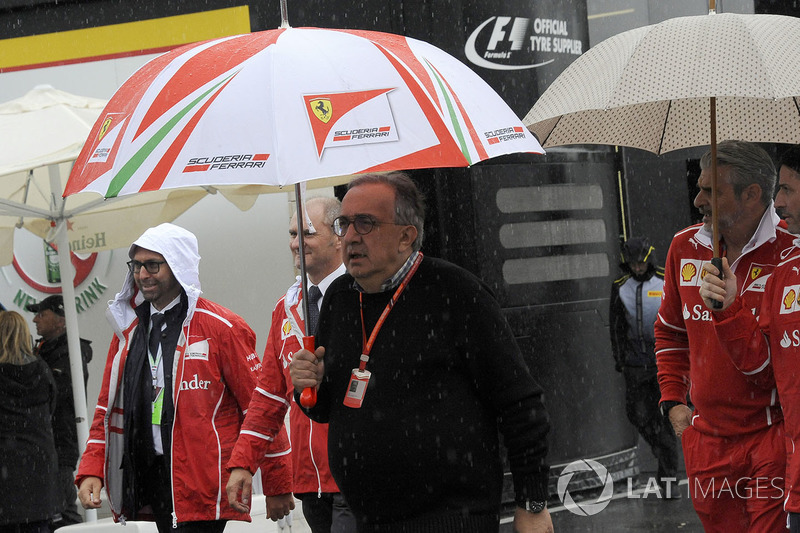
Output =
[
  {"x1": 25, "y1": 294, "x2": 92, "y2": 529},
  {"x1": 289, "y1": 172, "x2": 553, "y2": 532},
  {"x1": 228, "y1": 196, "x2": 355, "y2": 532},
  {"x1": 75, "y1": 223, "x2": 290, "y2": 532}
]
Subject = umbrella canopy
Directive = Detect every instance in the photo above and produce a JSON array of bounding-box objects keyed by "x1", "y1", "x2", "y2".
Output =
[
  {"x1": 64, "y1": 24, "x2": 544, "y2": 408},
  {"x1": 64, "y1": 26, "x2": 543, "y2": 199},
  {"x1": 523, "y1": 12, "x2": 800, "y2": 154},
  {"x1": 523, "y1": 10, "x2": 800, "y2": 260}
]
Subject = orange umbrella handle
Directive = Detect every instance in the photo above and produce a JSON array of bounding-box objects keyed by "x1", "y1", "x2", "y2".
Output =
[{"x1": 299, "y1": 335, "x2": 318, "y2": 408}]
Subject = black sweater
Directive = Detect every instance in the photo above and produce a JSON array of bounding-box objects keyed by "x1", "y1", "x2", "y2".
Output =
[{"x1": 303, "y1": 256, "x2": 550, "y2": 532}]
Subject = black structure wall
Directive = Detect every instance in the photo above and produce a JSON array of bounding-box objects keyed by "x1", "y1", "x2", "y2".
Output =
[
  {"x1": 0, "y1": 0, "x2": 637, "y2": 500},
  {"x1": 18, "y1": 0, "x2": 800, "y2": 501}
]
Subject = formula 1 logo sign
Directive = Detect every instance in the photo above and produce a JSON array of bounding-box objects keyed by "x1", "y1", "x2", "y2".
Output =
[{"x1": 465, "y1": 16, "x2": 583, "y2": 71}]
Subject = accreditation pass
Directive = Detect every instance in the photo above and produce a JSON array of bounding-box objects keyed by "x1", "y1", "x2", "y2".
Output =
[{"x1": 343, "y1": 368, "x2": 371, "y2": 408}]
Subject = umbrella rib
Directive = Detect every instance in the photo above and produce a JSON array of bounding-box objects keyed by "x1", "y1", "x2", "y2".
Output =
[
  {"x1": 60, "y1": 194, "x2": 132, "y2": 219},
  {"x1": 541, "y1": 115, "x2": 561, "y2": 147},
  {"x1": 657, "y1": 100, "x2": 672, "y2": 155}
]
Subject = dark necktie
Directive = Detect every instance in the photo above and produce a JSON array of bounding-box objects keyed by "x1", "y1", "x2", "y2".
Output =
[
  {"x1": 149, "y1": 312, "x2": 166, "y2": 358},
  {"x1": 306, "y1": 285, "x2": 322, "y2": 334}
]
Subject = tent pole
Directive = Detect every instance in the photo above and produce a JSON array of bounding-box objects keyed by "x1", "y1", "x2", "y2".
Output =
[{"x1": 48, "y1": 165, "x2": 97, "y2": 522}]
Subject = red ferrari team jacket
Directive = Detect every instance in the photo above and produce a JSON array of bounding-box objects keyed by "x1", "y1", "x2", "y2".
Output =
[
  {"x1": 655, "y1": 213, "x2": 795, "y2": 437},
  {"x1": 229, "y1": 278, "x2": 340, "y2": 495},
  {"x1": 714, "y1": 246, "x2": 800, "y2": 510}
]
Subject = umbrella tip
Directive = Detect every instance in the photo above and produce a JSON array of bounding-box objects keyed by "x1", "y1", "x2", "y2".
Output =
[{"x1": 279, "y1": 0, "x2": 291, "y2": 28}]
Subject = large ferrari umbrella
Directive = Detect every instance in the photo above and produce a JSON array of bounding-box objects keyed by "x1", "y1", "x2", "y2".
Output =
[
  {"x1": 64, "y1": 21, "x2": 543, "y2": 411},
  {"x1": 63, "y1": 24, "x2": 544, "y2": 337},
  {"x1": 523, "y1": 8, "x2": 800, "y2": 256}
]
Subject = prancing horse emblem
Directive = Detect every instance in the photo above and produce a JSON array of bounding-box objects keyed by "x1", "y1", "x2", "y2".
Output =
[{"x1": 310, "y1": 98, "x2": 332, "y2": 123}]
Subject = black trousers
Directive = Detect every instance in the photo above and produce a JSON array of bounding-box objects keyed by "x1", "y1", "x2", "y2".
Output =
[
  {"x1": 296, "y1": 492, "x2": 357, "y2": 533},
  {"x1": 624, "y1": 370, "x2": 680, "y2": 480},
  {"x1": 142, "y1": 455, "x2": 227, "y2": 533}
]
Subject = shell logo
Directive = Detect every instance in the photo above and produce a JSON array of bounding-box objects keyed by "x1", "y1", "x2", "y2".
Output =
[
  {"x1": 280, "y1": 318, "x2": 293, "y2": 340},
  {"x1": 784, "y1": 290, "x2": 797, "y2": 310},
  {"x1": 681, "y1": 262, "x2": 697, "y2": 283}
]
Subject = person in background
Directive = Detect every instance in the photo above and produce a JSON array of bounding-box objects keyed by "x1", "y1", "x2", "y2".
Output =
[
  {"x1": 655, "y1": 140, "x2": 794, "y2": 531},
  {"x1": 25, "y1": 294, "x2": 92, "y2": 529},
  {"x1": 609, "y1": 237, "x2": 679, "y2": 498},
  {"x1": 290, "y1": 172, "x2": 553, "y2": 533},
  {"x1": 228, "y1": 196, "x2": 356, "y2": 532},
  {"x1": 75, "y1": 223, "x2": 292, "y2": 532},
  {"x1": 699, "y1": 144, "x2": 800, "y2": 533},
  {"x1": 0, "y1": 310, "x2": 59, "y2": 533}
]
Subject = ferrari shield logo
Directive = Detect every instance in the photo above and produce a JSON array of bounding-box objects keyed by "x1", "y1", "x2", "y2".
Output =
[
  {"x1": 310, "y1": 99, "x2": 332, "y2": 123},
  {"x1": 98, "y1": 117, "x2": 113, "y2": 141},
  {"x1": 751, "y1": 266, "x2": 762, "y2": 280}
]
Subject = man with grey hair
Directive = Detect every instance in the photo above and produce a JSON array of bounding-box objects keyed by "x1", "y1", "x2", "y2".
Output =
[
  {"x1": 655, "y1": 140, "x2": 794, "y2": 531},
  {"x1": 228, "y1": 196, "x2": 355, "y2": 532},
  {"x1": 290, "y1": 173, "x2": 552, "y2": 532},
  {"x1": 698, "y1": 144, "x2": 800, "y2": 532}
]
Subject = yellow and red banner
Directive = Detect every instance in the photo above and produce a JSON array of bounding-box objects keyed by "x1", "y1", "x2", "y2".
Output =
[{"x1": 0, "y1": 6, "x2": 251, "y2": 72}]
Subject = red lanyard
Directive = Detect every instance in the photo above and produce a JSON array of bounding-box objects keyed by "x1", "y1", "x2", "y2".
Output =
[{"x1": 357, "y1": 253, "x2": 423, "y2": 371}]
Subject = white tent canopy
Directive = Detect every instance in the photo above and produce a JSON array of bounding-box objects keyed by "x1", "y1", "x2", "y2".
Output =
[{"x1": 0, "y1": 86, "x2": 261, "y2": 504}]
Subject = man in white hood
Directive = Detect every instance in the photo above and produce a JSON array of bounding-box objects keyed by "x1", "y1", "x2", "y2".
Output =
[{"x1": 76, "y1": 223, "x2": 291, "y2": 532}]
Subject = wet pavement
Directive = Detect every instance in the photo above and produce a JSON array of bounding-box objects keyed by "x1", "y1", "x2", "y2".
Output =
[
  {"x1": 83, "y1": 437, "x2": 703, "y2": 532},
  {"x1": 543, "y1": 479, "x2": 702, "y2": 532}
]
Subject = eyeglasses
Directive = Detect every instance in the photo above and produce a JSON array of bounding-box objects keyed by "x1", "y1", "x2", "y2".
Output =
[
  {"x1": 332, "y1": 215, "x2": 403, "y2": 237},
  {"x1": 127, "y1": 260, "x2": 167, "y2": 274}
]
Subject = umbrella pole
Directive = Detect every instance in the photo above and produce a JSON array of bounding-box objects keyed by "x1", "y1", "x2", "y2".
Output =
[
  {"x1": 294, "y1": 183, "x2": 311, "y2": 337},
  {"x1": 279, "y1": 0, "x2": 290, "y2": 28},
  {"x1": 48, "y1": 167, "x2": 97, "y2": 522},
  {"x1": 710, "y1": 96, "x2": 723, "y2": 310},
  {"x1": 710, "y1": 96, "x2": 719, "y2": 257},
  {"x1": 294, "y1": 183, "x2": 319, "y2": 408}
]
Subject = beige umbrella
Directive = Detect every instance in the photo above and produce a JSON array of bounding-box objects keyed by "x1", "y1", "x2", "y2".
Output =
[{"x1": 523, "y1": 5, "x2": 800, "y2": 260}]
